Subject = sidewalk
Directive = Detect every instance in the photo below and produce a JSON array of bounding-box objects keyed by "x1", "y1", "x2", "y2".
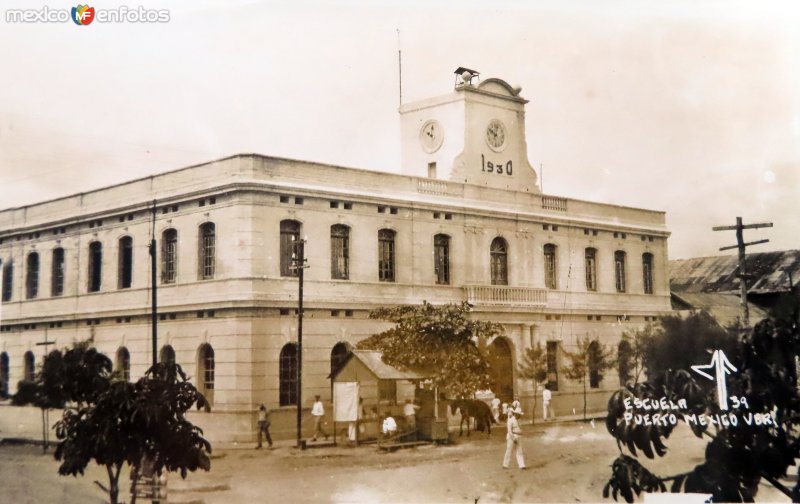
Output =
[{"x1": 212, "y1": 411, "x2": 608, "y2": 452}]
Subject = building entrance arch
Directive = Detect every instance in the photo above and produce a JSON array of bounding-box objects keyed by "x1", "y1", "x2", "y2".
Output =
[{"x1": 487, "y1": 337, "x2": 514, "y2": 403}]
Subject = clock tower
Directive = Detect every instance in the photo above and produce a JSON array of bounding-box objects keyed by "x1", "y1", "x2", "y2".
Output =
[{"x1": 399, "y1": 68, "x2": 540, "y2": 194}]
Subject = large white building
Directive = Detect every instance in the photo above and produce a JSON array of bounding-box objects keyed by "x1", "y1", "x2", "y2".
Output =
[{"x1": 0, "y1": 71, "x2": 671, "y2": 442}]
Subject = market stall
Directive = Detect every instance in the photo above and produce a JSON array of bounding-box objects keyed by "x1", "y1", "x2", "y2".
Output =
[{"x1": 330, "y1": 350, "x2": 448, "y2": 447}]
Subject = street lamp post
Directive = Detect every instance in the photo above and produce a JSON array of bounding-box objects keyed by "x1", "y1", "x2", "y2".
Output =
[{"x1": 291, "y1": 237, "x2": 309, "y2": 448}]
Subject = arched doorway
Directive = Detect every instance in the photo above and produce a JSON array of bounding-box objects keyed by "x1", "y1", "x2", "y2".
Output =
[{"x1": 487, "y1": 337, "x2": 514, "y2": 403}]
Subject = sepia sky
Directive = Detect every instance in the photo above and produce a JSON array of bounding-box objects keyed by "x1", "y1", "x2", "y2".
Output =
[{"x1": 0, "y1": 0, "x2": 798, "y2": 260}]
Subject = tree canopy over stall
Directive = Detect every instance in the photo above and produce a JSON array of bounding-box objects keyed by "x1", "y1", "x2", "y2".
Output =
[{"x1": 357, "y1": 301, "x2": 503, "y2": 398}]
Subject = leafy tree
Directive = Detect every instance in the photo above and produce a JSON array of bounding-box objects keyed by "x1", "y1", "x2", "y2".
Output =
[
  {"x1": 642, "y1": 311, "x2": 739, "y2": 386},
  {"x1": 517, "y1": 342, "x2": 548, "y2": 422},
  {"x1": 603, "y1": 310, "x2": 800, "y2": 503},
  {"x1": 55, "y1": 361, "x2": 211, "y2": 504},
  {"x1": 563, "y1": 337, "x2": 615, "y2": 419},
  {"x1": 357, "y1": 301, "x2": 504, "y2": 398},
  {"x1": 617, "y1": 325, "x2": 653, "y2": 387},
  {"x1": 11, "y1": 342, "x2": 112, "y2": 451}
]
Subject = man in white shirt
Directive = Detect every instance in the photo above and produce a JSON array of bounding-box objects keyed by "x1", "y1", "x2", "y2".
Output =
[
  {"x1": 503, "y1": 406, "x2": 526, "y2": 469},
  {"x1": 403, "y1": 399, "x2": 421, "y2": 429},
  {"x1": 543, "y1": 385, "x2": 554, "y2": 421},
  {"x1": 311, "y1": 395, "x2": 329, "y2": 441},
  {"x1": 382, "y1": 414, "x2": 398, "y2": 436}
]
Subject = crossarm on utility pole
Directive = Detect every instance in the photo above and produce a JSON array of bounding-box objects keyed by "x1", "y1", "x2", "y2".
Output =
[{"x1": 711, "y1": 216, "x2": 773, "y2": 329}]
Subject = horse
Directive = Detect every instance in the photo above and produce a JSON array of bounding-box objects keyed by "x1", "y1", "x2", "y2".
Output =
[{"x1": 450, "y1": 399, "x2": 496, "y2": 437}]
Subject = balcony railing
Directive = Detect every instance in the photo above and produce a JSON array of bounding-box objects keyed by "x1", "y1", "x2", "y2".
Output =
[
  {"x1": 463, "y1": 285, "x2": 547, "y2": 308},
  {"x1": 542, "y1": 196, "x2": 567, "y2": 211},
  {"x1": 417, "y1": 179, "x2": 461, "y2": 196}
]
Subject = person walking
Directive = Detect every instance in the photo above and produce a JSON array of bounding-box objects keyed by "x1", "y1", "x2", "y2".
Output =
[
  {"x1": 256, "y1": 404, "x2": 273, "y2": 449},
  {"x1": 542, "y1": 385, "x2": 554, "y2": 421},
  {"x1": 311, "y1": 395, "x2": 329, "y2": 442},
  {"x1": 503, "y1": 406, "x2": 526, "y2": 470}
]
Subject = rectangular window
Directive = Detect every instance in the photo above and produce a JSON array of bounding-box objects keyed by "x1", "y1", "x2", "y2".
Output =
[
  {"x1": 585, "y1": 248, "x2": 597, "y2": 291},
  {"x1": 642, "y1": 253, "x2": 654, "y2": 295},
  {"x1": 378, "y1": 229, "x2": 396, "y2": 282},
  {"x1": 544, "y1": 244, "x2": 557, "y2": 289},
  {"x1": 428, "y1": 162, "x2": 437, "y2": 178},
  {"x1": 200, "y1": 223, "x2": 216, "y2": 280},
  {"x1": 1, "y1": 261, "x2": 12, "y2": 301},
  {"x1": 161, "y1": 230, "x2": 177, "y2": 284},
  {"x1": 118, "y1": 237, "x2": 133, "y2": 289},
  {"x1": 330, "y1": 225, "x2": 350, "y2": 280},
  {"x1": 546, "y1": 341, "x2": 559, "y2": 391},
  {"x1": 615, "y1": 251, "x2": 627, "y2": 293},
  {"x1": 280, "y1": 221, "x2": 301, "y2": 277},
  {"x1": 378, "y1": 379, "x2": 397, "y2": 403},
  {"x1": 88, "y1": 242, "x2": 103, "y2": 292},
  {"x1": 25, "y1": 253, "x2": 39, "y2": 299},
  {"x1": 434, "y1": 234, "x2": 450, "y2": 285}
]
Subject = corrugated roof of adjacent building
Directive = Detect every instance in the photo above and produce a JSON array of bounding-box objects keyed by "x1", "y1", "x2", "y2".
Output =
[
  {"x1": 669, "y1": 250, "x2": 800, "y2": 294},
  {"x1": 671, "y1": 292, "x2": 769, "y2": 328}
]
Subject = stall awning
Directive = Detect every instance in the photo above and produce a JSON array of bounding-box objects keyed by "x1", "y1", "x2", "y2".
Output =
[{"x1": 331, "y1": 350, "x2": 431, "y2": 381}]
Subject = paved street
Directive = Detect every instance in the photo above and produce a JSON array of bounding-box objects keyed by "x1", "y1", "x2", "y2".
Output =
[{"x1": 0, "y1": 420, "x2": 790, "y2": 503}]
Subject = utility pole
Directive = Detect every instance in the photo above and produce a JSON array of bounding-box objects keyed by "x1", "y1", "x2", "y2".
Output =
[
  {"x1": 35, "y1": 328, "x2": 55, "y2": 453},
  {"x1": 149, "y1": 200, "x2": 158, "y2": 367},
  {"x1": 291, "y1": 237, "x2": 309, "y2": 449},
  {"x1": 712, "y1": 217, "x2": 773, "y2": 328}
]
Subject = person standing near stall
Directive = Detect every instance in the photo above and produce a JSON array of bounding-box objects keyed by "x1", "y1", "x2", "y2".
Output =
[{"x1": 311, "y1": 395, "x2": 329, "y2": 442}]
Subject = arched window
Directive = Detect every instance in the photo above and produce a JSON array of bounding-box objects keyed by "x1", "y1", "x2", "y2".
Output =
[
  {"x1": 378, "y1": 229, "x2": 396, "y2": 282},
  {"x1": 0, "y1": 352, "x2": 9, "y2": 398},
  {"x1": 642, "y1": 253, "x2": 654, "y2": 295},
  {"x1": 2, "y1": 260, "x2": 12, "y2": 301},
  {"x1": 198, "y1": 344, "x2": 215, "y2": 404},
  {"x1": 23, "y1": 351, "x2": 35, "y2": 382},
  {"x1": 434, "y1": 234, "x2": 450, "y2": 285},
  {"x1": 116, "y1": 347, "x2": 130, "y2": 381},
  {"x1": 88, "y1": 241, "x2": 103, "y2": 292},
  {"x1": 161, "y1": 229, "x2": 178, "y2": 284},
  {"x1": 588, "y1": 341, "x2": 602, "y2": 389},
  {"x1": 280, "y1": 220, "x2": 301, "y2": 277},
  {"x1": 614, "y1": 251, "x2": 627, "y2": 293},
  {"x1": 199, "y1": 223, "x2": 216, "y2": 280},
  {"x1": 51, "y1": 248, "x2": 65, "y2": 296},
  {"x1": 544, "y1": 244, "x2": 558, "y2": 289},
  {"x1": 25, "y1": 252, "x2": 39, "y2": 299},
  {"x1": 585, "y1": 248, "x2": 597, "y2": 291},
  {"x1": 118, "y1": 236, "x2": 133, "y2": 289},
  {"x1": 159, "y1": 345, "x2": 175, "y2": 365},
  {"x1": 490, "y1": 237, "x2": 508, "y2": 286},
  {"x1": 330, "y1": 225, "x2": 350, "y2": 280},
  {"x1": 279, "y1": 343, "x2": 298, "y2": 406},
  {"x1": 618, "y1": 339, "x2": 633, "y2": 386},
  {"x1": 330, "y1": 342, "x2": 352, "y2": 377}
]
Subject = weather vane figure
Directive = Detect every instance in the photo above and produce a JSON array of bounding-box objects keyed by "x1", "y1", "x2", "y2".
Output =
[{"x1": 691, "y1": 350, "x2": 737, "y2": 410}]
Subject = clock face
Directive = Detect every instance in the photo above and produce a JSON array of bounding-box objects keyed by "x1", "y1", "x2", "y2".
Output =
[
  {"x1": 485, "y1": 119, "x2": 506, "y2": 152},
  {"x1": 419, "y1": 120, "x2": 444, "y2": 153}
]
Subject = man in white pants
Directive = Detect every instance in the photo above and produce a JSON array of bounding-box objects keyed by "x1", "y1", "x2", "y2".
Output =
[
  {"x1": 543, "y1": 385, "x2": 554, "y2": 421},
  {"x1": 503, "y1": 406, "x2": 526, "y2": 469}
]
